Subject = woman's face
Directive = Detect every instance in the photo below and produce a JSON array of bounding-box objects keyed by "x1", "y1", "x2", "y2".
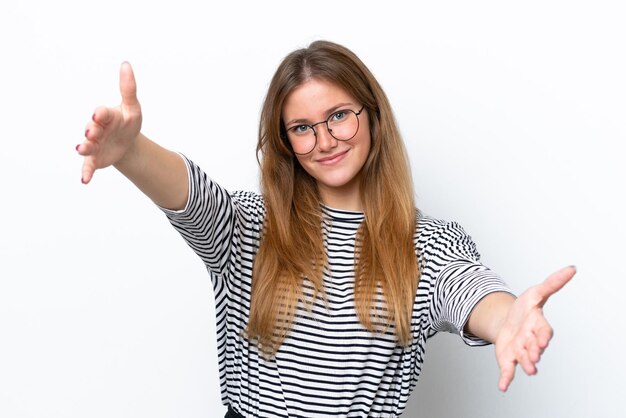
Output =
[{"x1": 282, "y1": 78, "x2": 371, "y2": 210}]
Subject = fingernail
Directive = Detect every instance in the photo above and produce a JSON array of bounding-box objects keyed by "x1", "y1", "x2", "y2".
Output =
[
  {"x1": 92, "y1": 113, "x2": 96, "y2": 121},
  {"x1": 75, "y1": 144, "x2": 80, "y2": 152},
  {"x1": 81, "y1": 176, "x2": 87, "y2": 184},
  {"x1": 84, "y1": 129, "x2": 89, "y2": 138}
]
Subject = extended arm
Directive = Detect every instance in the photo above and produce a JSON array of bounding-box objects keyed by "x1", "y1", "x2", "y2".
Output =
[
  {"x1": 77, "y1": 62, "x2": 188, "y2": 210},
  {"x1": 465, "y1": 265, "x2": 576, "y2": 391}
]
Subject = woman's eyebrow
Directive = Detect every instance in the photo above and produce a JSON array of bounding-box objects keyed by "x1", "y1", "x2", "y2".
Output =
[{"x1": 285, "y1": 102, "x2": 355, "y2": 127}]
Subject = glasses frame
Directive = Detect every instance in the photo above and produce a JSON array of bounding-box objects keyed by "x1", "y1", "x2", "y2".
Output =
[{"x1": 286, "y1": 105, "x2": 366, "y2": 155}]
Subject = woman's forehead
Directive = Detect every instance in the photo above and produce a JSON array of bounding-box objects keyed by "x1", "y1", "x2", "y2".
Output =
[{"x1": 282, "y1": 79, "x2": 357, "y2": 121}]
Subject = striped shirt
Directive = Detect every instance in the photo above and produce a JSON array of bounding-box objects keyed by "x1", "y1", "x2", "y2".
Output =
[{"x1": 163, "y1": 156, "x2": 511, "y2": 417}]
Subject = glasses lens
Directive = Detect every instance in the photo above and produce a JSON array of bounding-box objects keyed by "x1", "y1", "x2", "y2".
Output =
[
  {"x1": 287, "y1": 127, "x2": 316, "y2": 155},
  {"x1": 328, "y1": 110, "x2": 358, "y2": 141}
]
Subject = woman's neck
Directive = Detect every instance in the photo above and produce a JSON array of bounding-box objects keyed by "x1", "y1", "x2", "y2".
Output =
[{"x1": 318, "y1": 184, "x2": 363, "y2": 211}]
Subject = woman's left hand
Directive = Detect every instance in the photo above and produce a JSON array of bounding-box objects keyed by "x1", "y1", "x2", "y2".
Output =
[{"x1": 494, "y1": 265, "x2": 576, "y2": 392}]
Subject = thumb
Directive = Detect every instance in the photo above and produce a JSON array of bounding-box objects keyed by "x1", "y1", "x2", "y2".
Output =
[
  {"x1": 537, "y1": 265, "x2": 576, "y2": 307},
  {"x1": 119, "y1": 61, "x2": 139, "y2": 107}
]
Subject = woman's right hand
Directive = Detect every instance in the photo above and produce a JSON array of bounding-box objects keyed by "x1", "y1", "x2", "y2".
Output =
[{"x1": 77, "y1": 62, "x2": 142, "y2": 184}]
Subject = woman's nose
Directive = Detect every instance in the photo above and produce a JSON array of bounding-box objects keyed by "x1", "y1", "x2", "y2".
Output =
[{"x1": 315, "y1": 124, "x2": 338, "y2": 152}]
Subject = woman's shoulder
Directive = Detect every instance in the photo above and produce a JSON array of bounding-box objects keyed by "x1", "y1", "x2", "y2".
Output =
[
  {"x1": 415, "y1": 212, "x2": 475, "y2": 246},
  {"x1": 231, "y1": 190, "x2": 267, "y2": 223},
  {"x1": 415, "y1": 211, "x2": 481, "y2": 260},
  {"x1": 231, "y1": 189, "x2": 264, "y2": 205},
  {"x1": 415, "y1": 212, "x2": 449, "y2": 239}
]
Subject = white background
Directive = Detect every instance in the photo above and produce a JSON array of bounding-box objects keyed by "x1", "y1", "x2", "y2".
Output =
[{"x1": 1, "y1": 1, "x2": 624, "y2": 417}]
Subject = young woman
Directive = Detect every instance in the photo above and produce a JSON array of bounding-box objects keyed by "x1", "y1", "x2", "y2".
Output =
[{"x1": 77, "y1": 40, "x2": 575, "y2": 418}]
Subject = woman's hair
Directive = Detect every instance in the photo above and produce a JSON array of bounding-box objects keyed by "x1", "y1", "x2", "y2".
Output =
[{"x1": 248, "y1": 40, "x2": 419, "y2": 356}]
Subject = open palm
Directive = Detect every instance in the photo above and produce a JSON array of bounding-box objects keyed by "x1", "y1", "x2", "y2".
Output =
[
  {"x1": 77, "y1": 62, "x2": 142, "y2": 184},
  {"x1": 495, "y1": 265, "x2": 576, "y2": 391}
]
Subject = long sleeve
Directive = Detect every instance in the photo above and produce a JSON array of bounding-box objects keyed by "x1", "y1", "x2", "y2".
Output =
[
  {"x1": 160, "y1": 155, "x2": 265, "y2": 279},
  {"x1": 424, "y1": 220, "x2": 513, "y2": 345}
]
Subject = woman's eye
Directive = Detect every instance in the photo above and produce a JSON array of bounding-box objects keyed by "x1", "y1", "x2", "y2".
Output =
[
  {"x1": 330, "y1": 111, "x2": 346, "y2": 122},
  {"x1": 293, "y1": 125, "x2": 310, "y2": 134}
]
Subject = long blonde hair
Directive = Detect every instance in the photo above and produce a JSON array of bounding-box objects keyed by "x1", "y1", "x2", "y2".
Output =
[{"x1": 248, "y1": 40, "x2": 419, "y2": 356}]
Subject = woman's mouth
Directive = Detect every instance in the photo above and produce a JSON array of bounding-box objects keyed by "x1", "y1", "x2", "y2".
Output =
[{"x1": 317, "y1": 150, "x2": 349, "y2": 165}]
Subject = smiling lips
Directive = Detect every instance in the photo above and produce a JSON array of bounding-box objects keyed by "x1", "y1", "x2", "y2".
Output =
[{"x1": 317, "y1": 149, "x2": 349, "y2": 165}]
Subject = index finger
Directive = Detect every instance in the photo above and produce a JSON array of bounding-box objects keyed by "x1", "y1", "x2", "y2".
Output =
[{"x1": 92, "y1": 105, "x2": 114, "y2": 127}]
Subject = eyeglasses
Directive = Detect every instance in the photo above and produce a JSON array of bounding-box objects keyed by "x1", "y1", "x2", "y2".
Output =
[{"x1": 285, "y1": 105, "x2": 365, "y2": 155}]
